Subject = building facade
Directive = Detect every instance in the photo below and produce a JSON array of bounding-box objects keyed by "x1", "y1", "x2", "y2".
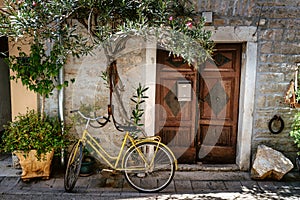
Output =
[{"x1": 3, "y1": 0, "x2": 300, "y2": 171}]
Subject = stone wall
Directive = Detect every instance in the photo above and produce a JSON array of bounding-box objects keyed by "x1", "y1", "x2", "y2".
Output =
[
  {"x1": 46, "y1": 0, "x2": 300, "y2": 166},
  {"x1": 196, "y1": 0, "x2": 300, "y2": 161},
  {"x1": 46, "y1": 37, "x2": 148, "y2": 158}
]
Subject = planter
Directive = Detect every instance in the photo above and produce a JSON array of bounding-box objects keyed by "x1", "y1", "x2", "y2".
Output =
[
  {"x1": 14, "y1": 149, "x2": 54, "y2": 181},
  {"x1": 80, "y1": 156, "x2": 95, "y2": 176}
]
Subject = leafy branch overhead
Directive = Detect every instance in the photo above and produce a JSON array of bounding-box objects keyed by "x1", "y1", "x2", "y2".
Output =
[
  {"x1": 75, "y1": 0, "x2": 214, "y2": 64},
  {"x1": 0, "y1": 0, "x2": 213, "y2": 116},
  {"x1": 9, "y1": 40, "x2": 74, "y2": 98},
  {"x1": 0, "y1": 0, "x2": 213, "y2": 65},
  {"x1": 0, "y1": 0, "x2": 93, "y2": 115}
]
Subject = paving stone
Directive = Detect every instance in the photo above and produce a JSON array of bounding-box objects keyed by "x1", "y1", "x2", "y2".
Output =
[
  {"x1": 22, "y1": 178, "x2": 56, "y2": 189},
  {"x1": 52, "y1": 178, "x2": 64, "y2": 189},
  {"x1": 223, "y1": 180, "x2": 243, "y2": 192},
  {"x1": 273, "y1": 182, "x2": 300, "y2": 197},
  {"x1": 196, "y1": 181, "x2": 227, "y2": 191},
  {"x1": 174, "y1": 180, "x2": 192, "y2": 193},
  {"x1": 88, "y1": 177, "x2": 107, "y2": 188},
  {"x1": 213, "y1": 181, "x2": 227, "y2": 191},
  {"x1": 0, "y1": 177, "x2": 20, "y2": 187},
  {"x1": 257, "y1": 181, "x2": 278, "y2": 191},
  {"x1": 0, "y1": 186, "x2": 12, "y2": 194},
  {"x1": 122, "y1": 180, "x2": 137, "y2": 192},
  {"x1": 159, "y1": 180, "x2": 175, "y2": 193},
  {"x1": 191, "y1": 181, "x2": 212, "y2": 193},
  {"x1": 173, "y1": 171, "x2": 250, "y2": 181},
  {"x1": 75, "y1": 176, "x2": 91, "y2": 190},
  {"x1": 290, "y1": 181, "x2": 300, "y2": 190},
  {"x1": 101, "y1": 191, "x2": 122, "y2": 197},
  {"x1": 240, "y1": 180, "x2": 263, "y2": 193}
]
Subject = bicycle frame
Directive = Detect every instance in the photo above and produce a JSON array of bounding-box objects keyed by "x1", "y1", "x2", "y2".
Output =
[{"x1": 72, "y1": 128, "x2": 177, "y2": 171}]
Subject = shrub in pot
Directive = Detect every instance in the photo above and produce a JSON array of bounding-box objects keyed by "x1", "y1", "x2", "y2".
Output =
[{"x1": 1, "y1": 109, "x2": 69, "y2": 180}]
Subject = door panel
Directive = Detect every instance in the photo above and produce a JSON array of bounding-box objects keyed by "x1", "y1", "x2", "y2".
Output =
[
  {"x1": 198, "y1": 43, "x2": 241, "y2": 164},
  {"x1": 155, "y1": 50, "x2": 197, "y2": 163}
]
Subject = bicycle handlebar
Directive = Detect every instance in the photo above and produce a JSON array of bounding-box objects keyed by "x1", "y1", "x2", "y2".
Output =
[
  {"x1": 70, "y1": 110, "x2": 110, "y2": 128},
  {"x1": 70, "y1": 109, "x2": 145, "y2": 136}
]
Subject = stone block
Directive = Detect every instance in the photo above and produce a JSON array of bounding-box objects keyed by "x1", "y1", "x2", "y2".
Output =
[
  {"x1": 260, "y1": 42, "x2": 273, "y2": 54},
  {"x1": 251, "y1": 145, "x2": 294, "y2": 180}
]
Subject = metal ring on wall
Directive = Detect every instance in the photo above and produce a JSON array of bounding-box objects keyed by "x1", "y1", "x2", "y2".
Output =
[{"x1": 268, "y1": 115, "x2": 284, "y2": 134}]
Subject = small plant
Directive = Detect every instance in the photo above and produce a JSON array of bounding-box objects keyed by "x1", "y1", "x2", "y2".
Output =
[
  {"x1": 130, "y1": 83, "x2": 149, "y2": 138},
  {"x1": 1, "y1": 109, "x2": 70, "y2": 158},
  {"x1": 290, "y1": 111, "x2": 300, "y2": 155}
]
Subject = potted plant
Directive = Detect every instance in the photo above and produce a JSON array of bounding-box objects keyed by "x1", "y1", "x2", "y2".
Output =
[
  {"x1": 79, "y1": 148, "x2": 96, "y2": 176},
  {"x1": 1, "y1": 109, "x2": 70, "y2": 180},
  {"x1": 0, "y1": 1, "x2": 91, "y2": 178},
  {"x1": 290, "y1": 111, "x2": 300, "y2": 171}
]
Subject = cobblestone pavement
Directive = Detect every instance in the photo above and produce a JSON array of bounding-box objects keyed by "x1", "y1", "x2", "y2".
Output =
[
  {"x1": 1, "y1": 154, "x2": 300, "y2": 199},
  {"x1": 1, "y1": 170, "x2": 300, "y2": 200}
]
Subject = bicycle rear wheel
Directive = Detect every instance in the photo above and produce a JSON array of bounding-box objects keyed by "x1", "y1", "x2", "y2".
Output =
[
  {"x1": 64, "y1": 142, "x2": 83, "y2": 192},
  {"x1": 123, "y1": 142, "x2": 175, "y2": 192}
]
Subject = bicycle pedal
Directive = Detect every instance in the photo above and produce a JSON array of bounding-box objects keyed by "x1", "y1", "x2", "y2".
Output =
[
  {"x1": 101, "y1": 169, "x2": 114, "y2": 173},
  {"x1": 136, "y1": 173, "x2": 146, "y2": 178},
  {"x1": 101, "y1": 169, "x2": 119, "y2": 175}
]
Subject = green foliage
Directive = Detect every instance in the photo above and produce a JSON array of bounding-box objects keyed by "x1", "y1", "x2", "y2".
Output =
[
  {"x1": 129, "y1": 84, "x2": 148, "y2": 138},
  {"x1": 0, "y1": 0, "x2": 92, "y2": 114},
  {"x1": 0, "y1": 1, "x2": 213, "y2": 102},
  {"x1": 9, "y1": 40, "x2": 63, "y2": 98},
  {"x1": 1, "y1": 109, "x2": 70, "y2": 158},
  {"x1": 130, "y1": 83, "x2": 149, "y2": 126},
  {"x1": 290, "y1": 112, "x2": 300, "y2": 155},
  {"x1": 100, "y1": 70, "x2": 109, "y2": 88},
  {"x1": 0, "y1": 0, "x2": 92, "y2": 56},
  {"x1": 48, "y1": 0, "x2": 212, "y2": 64}
]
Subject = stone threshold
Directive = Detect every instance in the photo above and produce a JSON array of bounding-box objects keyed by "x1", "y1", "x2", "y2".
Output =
[{"x1": 178, "y1": 163, "x2": 240, "y2": 172}]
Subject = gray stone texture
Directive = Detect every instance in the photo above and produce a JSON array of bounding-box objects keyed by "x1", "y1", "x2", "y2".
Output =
[
  {"x1": 195, "y1": 0, "x2": 300, "y2": 165},
  {"x1": 251, "y1": 145, "x2": 294, "y2": 180},
  {"x1": 44, "y1": 1, "x2": 300, "y2": 167}
]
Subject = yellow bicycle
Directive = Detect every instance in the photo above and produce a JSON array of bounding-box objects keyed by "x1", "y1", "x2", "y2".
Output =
[{"x1": 64, "y1": 109, "x2": 177, "y2": 193}]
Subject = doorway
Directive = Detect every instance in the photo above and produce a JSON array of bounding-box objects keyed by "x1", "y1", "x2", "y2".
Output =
[{"x1": 155, "y1": 44, "x2": 242, "y2": 164}]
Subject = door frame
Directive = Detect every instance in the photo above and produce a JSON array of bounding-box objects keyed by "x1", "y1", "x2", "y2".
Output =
[
  {"x1": 197, "y1": 26, "x2": 257, "y2": 170},
  {"x1": 143, "y1": 26, "x2": 257, "y2": 170}
]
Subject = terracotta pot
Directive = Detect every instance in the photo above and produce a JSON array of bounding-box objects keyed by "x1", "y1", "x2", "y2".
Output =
[{"x1": 14, "y1": 149, "x2": 54, "y2": 180}]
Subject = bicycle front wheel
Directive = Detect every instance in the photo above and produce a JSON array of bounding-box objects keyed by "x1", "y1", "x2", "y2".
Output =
[
  {"x1": 123, "y1": 142, "x2": 175, "y2": 192},
  {"x1": 64, "y1": 142, "x2": 83, "y2": 192}
]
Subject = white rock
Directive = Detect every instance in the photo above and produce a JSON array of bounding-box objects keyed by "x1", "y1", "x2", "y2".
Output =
[{"x1": 251, "y1": 145, "x2": 294, "y2": 180}]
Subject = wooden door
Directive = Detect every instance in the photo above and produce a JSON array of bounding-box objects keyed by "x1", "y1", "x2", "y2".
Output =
[
  {"x1": 197, "y1": 43, "x2": 242, "y2": 164},
  {"x1": 155, "y1": 49, "x2": 197, "y2": 163}
]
